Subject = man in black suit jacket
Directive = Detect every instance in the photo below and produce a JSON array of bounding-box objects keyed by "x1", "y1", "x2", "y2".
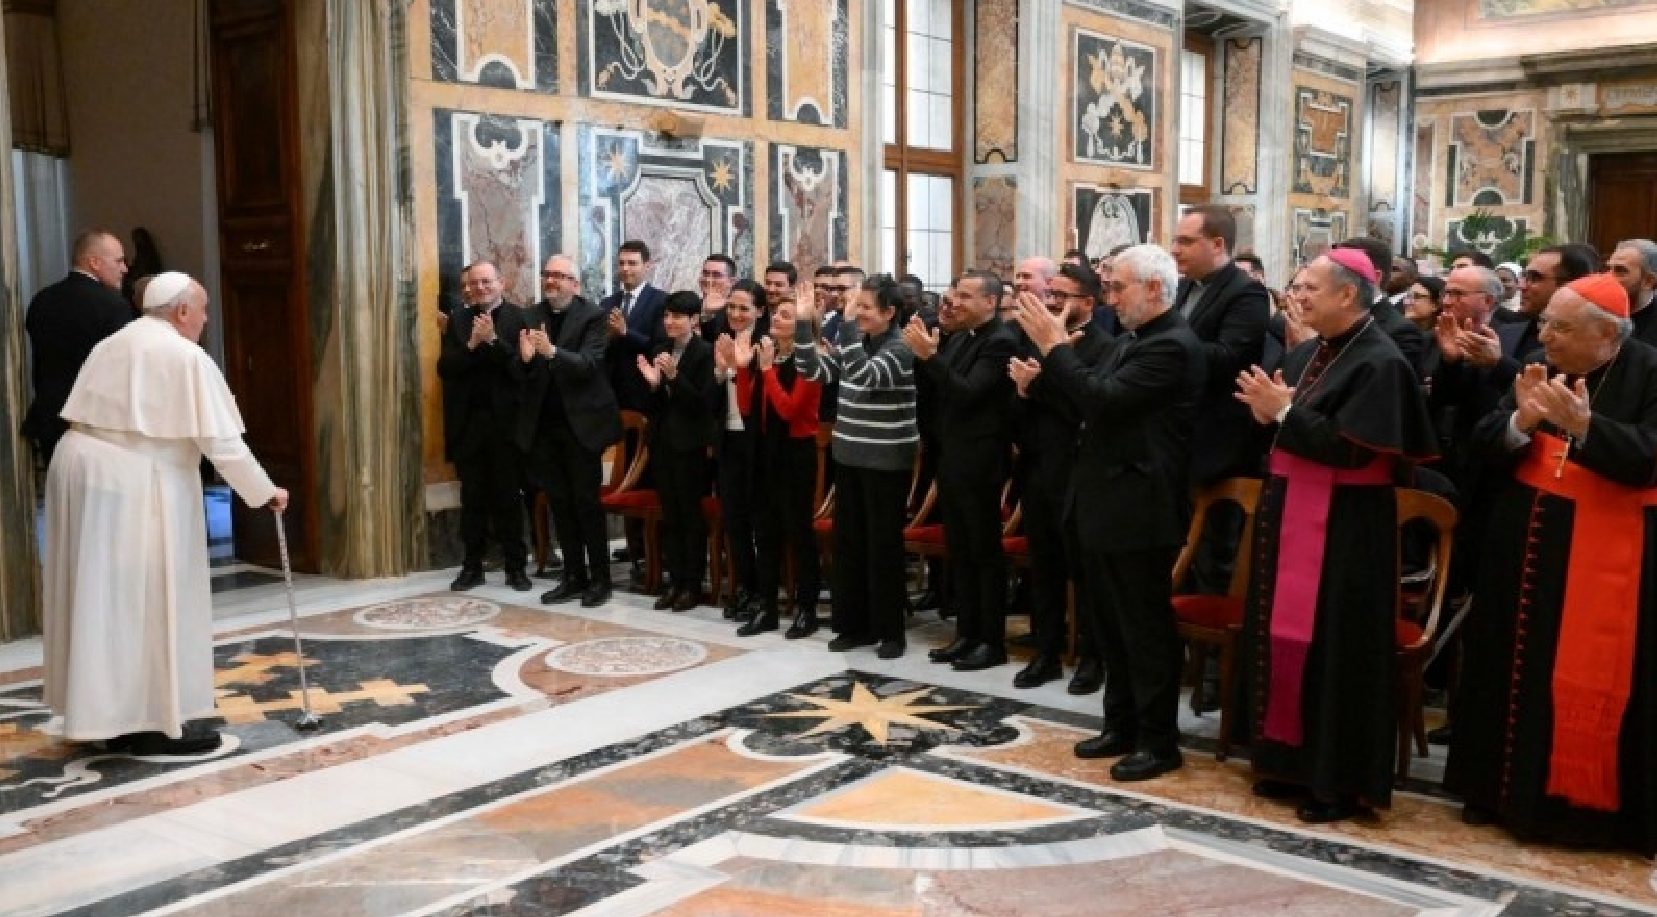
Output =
[
  {"x1": 438, "y1": 260, "x2": 536, "y2": 592},
  {"x1": 519, "y1": 254, "x2": 623, "y2": 608},
  {"x1": 601, "y1": 240, "x2": 667, "y2": 412},
  {"x1": 1016, "y1": 243, "x2": 1204, "y2": 784},
  {"x1": 22, "y1": 230, "x2": 132, "y2": 465},
  {"x1": 905, "y1": 269, "x2": 1019, "y2": 673},
  {"x1": 1337, "y1": 237, "x2": 1429, "y2": 379}
]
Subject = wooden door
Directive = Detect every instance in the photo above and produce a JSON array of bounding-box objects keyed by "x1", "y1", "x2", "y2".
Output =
[
  {"x1": 209, "y1": 0, "x2": 316, "y2": 571},
  {"x1": 1590, "y1": 152, "x2": 1657, "y2": 260}
]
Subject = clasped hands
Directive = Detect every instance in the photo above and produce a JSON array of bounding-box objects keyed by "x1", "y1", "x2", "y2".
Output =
[
  {"x1": 1234, "y1": 365, "x2": 1294, "y2": 425},
  {"x1": 517, "y1": 324, "x2": 555, "y2": 362},
  {"x1": 714, "y1": 329, "x2": 758, "y2": 374},
  {"x1": 900, "y1": 315, "x2": 940, "y2": 360},
  {"x1": 1513, "y1": 363, "x2": 1591, "y2": 438},
  {"x1": 1434, "y1": 314, "x2": 1501, "y2": 366},
  {"x1": 636, "y1": 352, "x2": 678, "y2": 388}
]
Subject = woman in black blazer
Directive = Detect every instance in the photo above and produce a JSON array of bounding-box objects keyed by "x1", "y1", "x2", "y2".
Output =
[{"x1": 638, "y1": 292, "x2": 717, "y2": 612}]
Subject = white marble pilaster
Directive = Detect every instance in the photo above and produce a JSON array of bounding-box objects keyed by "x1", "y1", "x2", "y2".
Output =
[
  {"x1": 1015, "y1": 0, "x2": 1062, "y2": 258},
  {"x1": 1253, "y1": 12, "x2": 1296, "y2": 280},
  {"x1": 858, "y1": 0, "x2": 883, "y2": 266}
]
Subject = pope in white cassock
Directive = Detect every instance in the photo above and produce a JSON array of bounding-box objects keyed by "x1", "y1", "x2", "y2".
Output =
[{"x1": 42, "y1": 271, "x2": 288, "y2": 756}]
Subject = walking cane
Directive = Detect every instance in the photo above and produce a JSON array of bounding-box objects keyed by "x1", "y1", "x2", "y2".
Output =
[{"x1": 274, "y1": 509, "x2": 322, "y2": 731}]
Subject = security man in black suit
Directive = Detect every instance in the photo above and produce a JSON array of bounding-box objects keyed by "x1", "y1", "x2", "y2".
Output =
[
  {"x1": 22, "y1": 230, "x2": 132, "y2": 465},
  {"x1": 907, "y1": 269, "x2": 1020, "y2": 672},
  {"x1": 601, "y1": 240, "x2": 667, "y2": 412},
  {"x1": 1014, "y1": 243, "x2": 1205, "y2": 784},
  {"x1": 519, "y1": 254, "x2": 623, "y2": 608},
  {"x1": 438, "y1": 259, "x2": 535, "y2": 592}
]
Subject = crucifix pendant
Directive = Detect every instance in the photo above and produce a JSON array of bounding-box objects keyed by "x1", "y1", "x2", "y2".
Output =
[{"x1": 1555, "y1": 438, "x2": 1571, "y2": 479}]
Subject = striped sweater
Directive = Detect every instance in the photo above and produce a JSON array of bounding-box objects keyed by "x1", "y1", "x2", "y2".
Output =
[{"x1": 793, "y1": 319, "x2": 918, "y2": 471}]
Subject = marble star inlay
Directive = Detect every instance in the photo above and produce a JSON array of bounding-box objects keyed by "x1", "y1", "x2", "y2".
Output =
[
  {"x1": 710, "y1": 157, "x2": 735, "y2": 193},
  {"x1": 765, "y1": 682, "x2": 975, "y2": 745}
]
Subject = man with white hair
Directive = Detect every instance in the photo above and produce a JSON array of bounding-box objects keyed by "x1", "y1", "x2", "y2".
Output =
[
  {"x1": 43, "y1": 272, "x2": 287, "y2": 756},
  {"x1": 1447, "y1": 273, "x2": 1657, "y2": 857},
  {"x1": 1608, "y1": 239, "x2": 1657, "y2": 348},
  {"x1": 1014, "y1": 243, "x2": 1204, "y2": 782}
]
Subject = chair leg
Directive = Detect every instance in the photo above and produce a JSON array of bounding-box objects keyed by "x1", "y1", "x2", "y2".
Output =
[
  {"x1": 644, "y1": 517, "x2": 663, "y2": 594},
  {"x1": 1064, "y1": 582, "x2": 1078, "y2": 667},
  {"x1": 1412, "y1": 665, "x2": 1430, "y2": 756},
  {"x1": 1216, "y1": 636, "x2": 1236, "y2": 763},
  {"x1": 1395, "y1": 665, "x2": 1416, "y2": 784}
]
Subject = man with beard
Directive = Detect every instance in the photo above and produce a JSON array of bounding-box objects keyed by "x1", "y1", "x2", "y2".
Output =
[
  {"x1": 1608, "y1": 239, "x2": 1657, "y2": 348},
  {"x1": 1505, "y1": 244, "x2": 1600, "y2": 371}
]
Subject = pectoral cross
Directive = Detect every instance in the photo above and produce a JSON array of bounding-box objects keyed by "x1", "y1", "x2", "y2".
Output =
[{"x1": 1555, "y1": 436, "x2": 1571, "y2": 480}]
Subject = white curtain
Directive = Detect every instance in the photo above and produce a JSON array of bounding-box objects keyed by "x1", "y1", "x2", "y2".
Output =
[{"x1": 11, "y1": 148, "x2": 69, "y2": 301}]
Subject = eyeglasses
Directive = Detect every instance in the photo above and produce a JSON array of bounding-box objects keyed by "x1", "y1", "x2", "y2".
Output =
[
  {"x1": 1106, "y1": 279, "x2": 1143, "y2": 294},
  {"x1": 1441, "y1": 289, "x2": 1483, "y2": 300},
  {"x1": 1412, "y1": 291, "x2": 1436, "y2": 300},
  {"x1": 540, "y1": 271, "x2": 576, "y2": 281},
  {"x1": 700, "y1": 270, "x2": 730, "y2": 280},
  {"x1": 1043, "y1": 290, "x2": 1093, "y2": 302},
  {"x1": 1522, "y1": 270, "x2": 1560, "y2": 283},
  {"x1": 1536, "y1": 314, "x2": 1577, "y2": 335}
]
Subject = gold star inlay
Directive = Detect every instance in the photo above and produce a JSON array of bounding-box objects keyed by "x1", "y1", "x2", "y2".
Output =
[
  {"x1": 605, "y1": 146, "x2": 628, "y2": 181},
  {"x1": 710, "y1": 157, "x2": 734, "y2": 193},
  {"x1": 764, "y1": 682, "x2": 975, "y2": 745}
]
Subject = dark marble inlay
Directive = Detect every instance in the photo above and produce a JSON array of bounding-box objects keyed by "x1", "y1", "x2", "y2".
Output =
[
  {"x1": 769, "y1": 144, "x2": 847, "y2": 281},
  {"x1": 1064, "y1": 0, "x2": 1178, "y2": 30},
  {"x1": 578, "y1": 0, "x2": 748, "y2": 115},
  {"x1": 1292, "y1": 51, "x2": 1364, "y2": 85},
  {"x1": 429, "y1": 0, "x2": 557, "y2": 92},
  {"x1": 765, "y1": 0, "x2": 849, "y2": 127}
]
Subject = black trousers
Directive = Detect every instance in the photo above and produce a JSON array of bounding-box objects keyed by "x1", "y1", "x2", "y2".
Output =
[
  {"x1": 1184, "y1": 501, "x2": 1245, "y2": 596},
  {"x1": 718, "y1": 428, "x2": 759, "y2": 595},
  {"x1": 755, "y1": 435, "x2": 820, "y2": 612},
  {"x1": 1025, "y1": 479, "x2": 1097, "y2": 659},
  {"x1": 455, "y1": 442, "x2": 528, "y2": 573},
  {"x1": 832, "y1": 464, "x2": 908, "y2": 641},
  {"x1": 655, "y1": 447, "x2": 709, "y2": 592},
  {"x1": 939, "y1": 452, "x2": 1007, "y2": 646},
  {"x1": 1073, "y1": 537, "x2": 1183, "y2": 756},
  {"x1": 532, "y1": 423, "x2": 608, "y2": 584}
]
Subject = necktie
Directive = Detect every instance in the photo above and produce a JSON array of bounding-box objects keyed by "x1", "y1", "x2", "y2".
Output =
[{"x1": 623, "y1": 291, "x2": 635, "y2": 320}]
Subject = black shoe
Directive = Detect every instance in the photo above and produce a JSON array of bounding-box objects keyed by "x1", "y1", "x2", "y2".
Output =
[
  {"x1": 1010, "y1": 631, "x2": 1038, "y2": 649},
  {"x1": 1013, "y1": 654, "x2": 1063, "y2": 689},
  {"x1": 951, "y1": 643, "x2": 1007, "y2": 671},
  {"x1": 737, "y1": 612, "x2": 779, "y2": 636},
  {"x1": 505, "y1": 570, "x2": 533, "y2": 592},
  {"x1": 611, "y1": 547, "x2": 631, "y2": 563},
  {"x1": 1427, "y1": 724, "x2": 1453, "y2": 746},
  {"x1": 876, "y1": 638, "x2": 906, "y2": 659},
  {"x1": 928, "y1": 637, "x2": 974, "y2": 664},
  {"x1": 1296, "y1": 796, "x2": 1367, "y2": 824},
  {"x1": 652, "y1": 588, "x2": 680, "y2": 611},
  {"x1": 722, "y1": 589, "x2": 747, "y2": 621},
  {"x1": 580, "y1": 579, "x2": 613, "y2": 608},
  {"x1": 671, "y1": 590, "x2": 700, "y2": 612},
  {"x1": 785, "y1": 609, "x2": 819, "y2": 640},
  {"x1": 912, "y1": 588, "x2": 940, "y2": 611},
  {"x1": 1111, "y1": 749, "x2": 1183, "y2": 782},
  {"x1": 541, "y1": 578, "x2": 590, "y2": 605},
  {"x1": 828, "y1": 634, "x2": 876, "y2": 652},
  {"x1": 1251, "y1": 778, "x2": 1305, "y2": 800},
  {"x1": 1460, "y1": 803, "x2": 1498, "y2": 827},
  {"x1": 1189, "y1": 675, "x2": 1220, "y2": 715},
  {"x1": 450, "y1": 567, "x2": 484, "y2": 591},
  {"x1": 107, "y1": 730, "x2": 222, "y2": 756},
  {"x1": 1067, "y1": 658, "x2": 1103, "y2": 695},
  {"x1": 1074, "y1": 730, "x2": 1135, "y2": 759}
]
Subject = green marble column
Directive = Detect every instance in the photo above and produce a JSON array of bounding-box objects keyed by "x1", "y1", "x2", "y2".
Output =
[{"x1": 0, "y1": 11, "x2": 43, "y2": 640}]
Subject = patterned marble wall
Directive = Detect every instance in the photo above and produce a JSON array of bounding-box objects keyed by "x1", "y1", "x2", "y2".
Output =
[
  {"x1": 767, "y1": 0, "x2": 848, "y2": 127},
  {"x1": 1292, "y1": 87, "x2": 1353, "y2": 200},
  {"x1": 1073, "y1": 30, "x2": 1158, "y2": 171},
  {"x1": 578, "y1": 0, "x2": 749, "y2": 114},
  {"x1": 1366, "y1": 81, "x2": 1403, "y2": 247},
  {"x1": 1220, "y1": 38, "x2": 1261, "y2": 196},
  {"x1": 1412, "y1": 121, "x2": 1434, "y2": 248},
  {"x1": 1445, "y1": 109, "x2": 1535, "y2": 208},
  {"x1": 1413, "y1": 91, "x2": 1549, "y2": 256},
  {"x1": 430, "y1": 0, "x2": 558, "y2": 91},
  {"x1": 1074, "y1": 184, "x2": 1154, "y2": 260},
  {"x1": 771, "y1": 143, "x2": 848, "y2": 278},
  {"x1": 972, "y1": 176, "x2": 1017, "y2": 276},
  {"x1": 577, "y1": 126, "x2": 754, "y2": 296},
  {"x1": 1293, "y1": 208, "x2": 1349, "y2": 264},
  {"x1": 974, "y1": 0, "x2": 1019, "y2": 163},
  {"x1": 1287, "y1": 57, "x2": 1363, "y2": 264}
]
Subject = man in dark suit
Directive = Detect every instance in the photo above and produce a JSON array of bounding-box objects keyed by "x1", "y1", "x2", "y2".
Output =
[
  {"x1": 520, "y1": 254, "x2": 623, "y2": 608},
  {"x1": 1337, "y1": 237, "x2": 1429, "y2": 378},
  {"x1": 640, "y1": 292, "x2": 719, "y2": 611},
  {"x1": 22, "y1": 230, "x2": 132, "y2": 465},
  {"x1": 601, "y1": 240, "x2": 666, "y2": 412},
  {"x1": 1608, "y1": 240, "x2": 1657, "y2": 348},
  {"x1": 906, "y1": 269, "x2": 1019, "y2": 672},
  {"x1": 1500, "y1": 243, "x2": 1599, "y2": 373},
  {"x1": 438, "y1": 259, "x2": 535, "y2": 593},
  {"x1": 1016, "y1": 243, "x2": 1204, "y2": 782}
]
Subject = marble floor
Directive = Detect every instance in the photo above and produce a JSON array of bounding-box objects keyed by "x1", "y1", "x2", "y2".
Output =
[{"x1": 2, "y1": 566, "x2": 1654, "y2": 916}]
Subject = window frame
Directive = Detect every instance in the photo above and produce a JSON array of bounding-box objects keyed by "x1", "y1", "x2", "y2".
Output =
[
  {"x1": 1178, "y1": 33, "x2": 1216, "y2": 206},
  {"x1": 881, "y1": 0, "x2": 966, "y2": 285}
]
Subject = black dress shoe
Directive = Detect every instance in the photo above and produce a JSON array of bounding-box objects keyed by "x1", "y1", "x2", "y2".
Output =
[
  {"x1": 579, "y1": 580, "x2": 613, "y2": 608},
  {"x1": 541, "y1": 578, "x2": 590, "y2": 605},
  {"x1": 828, "y1": 634, "x2": 876, "y2": 652},
  {"x1": 951, "y1": 643, "x2": 1007, "y2": 671},
  {"x1": 785, "y1": 609, "x2": 819, "y2": 639},
  {"x1": 1067, "y1": 658, "x2": 1103, "y2": 695},
  {"x1": 1074, "y1": 730, "x2": 1135, "y2": 759},
  {"x1": 671, "y1": 590, "x2": 700, "y2": 612},
  {"x1": 1111, "y1": 749, "x2": 1183, "y2": 782},
  {"x1": 107, "y1": 730, "x2": 223, "y2": 756},
  {"x1": 1251, "y1": 778, "x2": 1305, "y2": 800},
  {"x1": 737, "y1": 612, "x2": 779, "y2": 636},
  {"x1": 450, "y1": 567, "x2": 484, "y2": 591},
  {"x1": 876, "y1": 638, "x2": 906, "y2": 659},
  {"x1": 1296, "y1": 796, "x2": 1367, "y2": 824},
  {"x1": 505, "y1": 570, "x2": 534, "y2": 592},
  {"x1": 1013, "y1": 654, "x2": 1063, "y2": 689},
  {"x1": 911, "y1": 588, "x2": 940, "y2": 611},
  {"x1": 1427, "y1": 724, "x2": 1453, "y2": 746},
  {"x1": 652, "y1": 588, "x2": 680, "y2": 611},
  {"x1": 928, "y1": 637, "x2": 974, "y2": 664}
]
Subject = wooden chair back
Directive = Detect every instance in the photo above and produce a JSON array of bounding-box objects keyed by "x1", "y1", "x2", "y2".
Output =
[
  {"x1": 1394, "y1": 488, "x2": 1457, "y2": 652},
  {"x1": 607, "y1": 410, "x2": 651, "y2": 493},
  {"x1": 1171, "y1": 477, "x2": 1264, "y2": 600}
]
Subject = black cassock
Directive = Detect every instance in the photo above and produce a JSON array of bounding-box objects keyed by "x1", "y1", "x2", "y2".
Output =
[
  {"x1": 1238, "y1": 319, "x2": 1437, "y2": 807},
  {"x1": 1445, "y1": 340, "x2": 1657, "y2": 856}
]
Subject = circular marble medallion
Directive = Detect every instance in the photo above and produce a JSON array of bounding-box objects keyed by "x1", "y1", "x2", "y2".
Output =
[
  {"x1": 354, "y1": 596, "x2": 501, "y2": 631},
  {"x1": 544, "y1": 636, "x2": 707, "y2": 677}
]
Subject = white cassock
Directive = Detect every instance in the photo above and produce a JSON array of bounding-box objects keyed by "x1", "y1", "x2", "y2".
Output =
[{"x1": 43, "y1": 315, "x2": 276, "y2": 741}]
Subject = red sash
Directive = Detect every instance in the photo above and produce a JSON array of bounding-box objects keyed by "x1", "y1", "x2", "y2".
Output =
[
  {"x1": 1514, "y1": 431, "x2": 1657, "y2": 812},
  {"x1": 1263, "y1": 449, "x2": 1394, "y2": 746}
]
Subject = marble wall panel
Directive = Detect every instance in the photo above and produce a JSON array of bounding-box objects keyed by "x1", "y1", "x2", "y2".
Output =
[
  {"x1": 1412, "y1": 121, "x2": 1434, "y2": 248},
  {"x1": 577, "y1": 126, "x2": 752, "y2": 297},
  {"x1": 972, "y1": 176, "x2": 1017, "y2": 277},
  {"x1": 974, "y1": 0, "x2": 1019, "y2": 163},
  {"x1": 1478, "y1": 0, "x2": 1649, "y2": 17},
  {"x1": 1228, "y1": 204, "x2": 1256, "y2": 257},
  {"x1": 1368, "y1": 82, "x2": 1402, "y2": 210},
  {"x1": 1072, "y1": 29, "x2": 1158, "y2": 171},
  {"x1": 1447, "y1": 215, "x2": 1529, "y2": 256},
  {"x1": 770, "y1": 145, "x2": 848, "y2": 279},
  {"x1": 1073, "y1": 184, "x2": 1154, "y2": 260},
  {"x1": 579, "y1": 0, "x2": 749, "y2": 115},
  {"x1": 766, "y1": 0, "x2": 848, "y2": 127},
  {"x1": 433, "y1": 109, "x2": 561, "y2": 309},
  {"x1": 1445, "y1": 109, "x2": 1535, "y2": 208},
  {"x1": 1293, "y1": 208, "x2": 1349, "y2": 265},
  {"x1": 1220, "y1": 38, "x2": 1261, "y2": 195},
  {"x1": 429, "y1": 0, "x2": 557, "y2": 91},
  {"x1": 1293, "y1": 87, "x2": 1353, "y2": 199}
]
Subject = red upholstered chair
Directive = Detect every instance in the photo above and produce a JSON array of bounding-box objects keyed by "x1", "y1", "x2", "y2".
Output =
[
  {"x1": 1169, "y1": 477, "x2": 1263, "y2": 762},
  {"x1": 1392, "y1": 487, "x2": 1456, "y2": 783},
  {"x1": 598, "y1": 411, "x2": 661, "y2": 591}
]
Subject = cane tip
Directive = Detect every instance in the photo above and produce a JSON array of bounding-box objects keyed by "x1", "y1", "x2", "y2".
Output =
[{"x1": 294, "y1": 715, "x2": 323, "y2": 732}]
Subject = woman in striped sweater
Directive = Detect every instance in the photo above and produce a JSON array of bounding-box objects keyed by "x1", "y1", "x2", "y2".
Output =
[{"x1": 793, "y1": 275, "x2": 918, "y2": 659}]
